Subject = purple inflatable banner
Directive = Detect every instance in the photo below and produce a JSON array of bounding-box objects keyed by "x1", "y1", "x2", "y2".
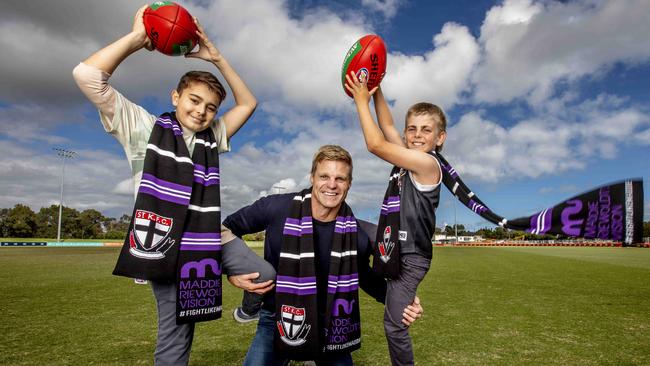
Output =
[{"x1": 437, "y1": 153, "x2": 644, "y2": 245}]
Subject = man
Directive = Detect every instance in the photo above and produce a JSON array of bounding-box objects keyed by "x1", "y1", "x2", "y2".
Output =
[{"x1": 224, "y1": 145, "x2": 423, "y2": 365}]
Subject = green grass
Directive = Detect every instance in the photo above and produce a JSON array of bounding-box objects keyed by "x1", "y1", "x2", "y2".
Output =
[
  {"x1": 1, "y1": 238, "x2": 121, "y2": 242},
  {"x1": 1, "y1": 247, "x2": 649, "y2": 365}
]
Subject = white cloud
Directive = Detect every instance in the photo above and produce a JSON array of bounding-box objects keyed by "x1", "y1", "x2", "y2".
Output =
[
  {"x1": 383, "y1": 22, "x2": 480, "y2": 124},
  {"x1": 473, "y1": 0, "x2": 650, "y2": 105},
  {"x1": 0, "y1": 140, "x2": 133, "y2": 218},
  {"x1": 361, "y1": 0, "x2": 404, "y2": 19},
  {"x1": 444, "y1": 94, "x2": 650, "y2": 182},
  {"x1": 0, "y1": 0, "x2": 648, "y2": 224}
]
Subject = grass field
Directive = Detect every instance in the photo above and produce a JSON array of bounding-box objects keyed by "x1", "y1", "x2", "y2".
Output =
[{"x1": 1, "y1": 246, "x2": 649, "y2": 365}]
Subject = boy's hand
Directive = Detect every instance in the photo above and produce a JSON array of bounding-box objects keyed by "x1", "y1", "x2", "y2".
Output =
[
  {"x1": 344, "y1": 71, "x2": 378, "y2": 105},
  {"x1": 132, "y1": 4, "x2": 153, "y2": 51},
  {"x1": 186, "y1": 17, "x2": 224, "y2": 64}
]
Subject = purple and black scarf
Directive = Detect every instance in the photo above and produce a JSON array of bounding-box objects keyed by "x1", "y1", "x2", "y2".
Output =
[
  {"x1": 113, "y1": 112, "x2": 223, "y2": 324},
  {"x1": 274, "y1": 188, "x2": 361, "y2": 359},
  {"x1": 374, "y1": 151, "x2": 644, "y2": 278}
]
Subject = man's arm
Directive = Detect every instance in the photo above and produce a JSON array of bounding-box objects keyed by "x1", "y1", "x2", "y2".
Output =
[
  {"x1": 222, "y1": 196, "x2": 273, "y2": 237},
  {"x1": 186, "y1": 19, "x2": 257, "y2": 139}
]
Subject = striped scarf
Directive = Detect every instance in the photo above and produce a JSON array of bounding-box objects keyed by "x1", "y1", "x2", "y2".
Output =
[
  {"x1": 274, "y1": 188, "x2": 361, "y2": 359},
  {"x1": 373, "y1": 151, "x2": 644, "y2": 279},
  {"x1": 436, "y1": 153, "x2": 644, "y2": 245},
  {"x1": 113, "y1": 112, "x2": 223, "y2": 324},
  {"x1": 372, "y1": 166, "x2": 402, "y2": 278}
]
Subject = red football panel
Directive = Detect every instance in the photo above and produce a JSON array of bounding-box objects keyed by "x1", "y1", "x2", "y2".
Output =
[
  {"x1": 173, "y1": 6, "x2": 198, "y2": 36},
  {"x1": 143, "y1": 14, "x2": 173, "y2": 54},
  {"x1": 343, "y1": 35, "x2": 387, "y2": 97},
  {"x1": 148, "y1": 3, "x2": 179, "y2": 23},
  {"x1": 165, "y1": 25, "x2": 196, "y2": 55}
]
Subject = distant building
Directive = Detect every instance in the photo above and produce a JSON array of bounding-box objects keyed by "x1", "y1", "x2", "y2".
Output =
[{"x1": 433, "y1": 235, "x2": 483, "y2": 244}]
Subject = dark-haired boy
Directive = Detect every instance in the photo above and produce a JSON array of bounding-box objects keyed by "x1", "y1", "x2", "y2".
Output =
[{"x1": 73, "y1": 6, "x2": 274, "y2": 366}]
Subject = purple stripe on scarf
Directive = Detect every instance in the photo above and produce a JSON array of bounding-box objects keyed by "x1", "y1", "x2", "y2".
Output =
[
  {"x1": 442, "y1": 162, "x2": 458, "y2": 178},
  {"x1": 328, "y1": 274, "x2": 358, "y2": 282},
  {"x1": 468, "y1": 199, "x2": 488, "y2": 214},
  {"x1": 380, "y1": 205, "x2": 400, "y2": 215},
  {"x1": 193, "y1": 176, "x2": 220, "y2": 186},
  {"x1": 141, "y1": 173, "x2": 192, "y2": 194},
  {"x1": 180, "y1": 244, "x2": 221, "y2": 251},
  {"x1": 277, "y1": 275, "x2": 317, "y2": 283},
  {"x1": 138, "y1": 186, "x2": 190, "y2": 206},
  {"x1": 182, "y1": 232, "x2": 221, "y2": 239},
  {"x1": 327, "y1": 284, "x2": 359, "y2": 294},
  {"x1": 335, "y1": 216, "x2": 357, "y2": 234},
  {"x1": 282, "y1": 216, "x2": 313, "y2": 236},
  {"x1": 155, "y1": 118, "x2": 183, "y2": 136},
  {"x1": 384, "y1": 196, "x2": 400, "y2": 204},
  {"x1": 194, "y1": 164, "x2": 220, "y2": 175},
  {"x1": 275, "y1": 286, "x2": 318, "y2": 295}
]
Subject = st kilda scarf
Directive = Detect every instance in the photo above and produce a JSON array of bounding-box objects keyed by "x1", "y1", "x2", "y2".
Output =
[
  {"x1": 113, "y1": 112, "x2": 223, "y2": 324},
  {"x1": 374, "y1": 152, "x2": 644, "y2": 278},
  {"x1": 275, "y1": 188, "x2": 362, "y2": 359}
]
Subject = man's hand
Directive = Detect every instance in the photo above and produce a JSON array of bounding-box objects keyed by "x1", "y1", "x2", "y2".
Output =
[
  {"x1": 186, "y1": 17, "x2": 223, "y2": 64},
  {"x1": 402, "y1": 296, "x2": 423, "y2": 326},
  {"x1": 228, "y1": 272, "x2": 275, "y2": 294}
]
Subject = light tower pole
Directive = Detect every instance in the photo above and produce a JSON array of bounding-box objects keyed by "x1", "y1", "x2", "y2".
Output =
[
  {"x1": 454, "y1": 198, "x2": 458, "y2": 244},
  {"x1": 54, "y1": 148, "x2": 76, "y2": 242},
  {"x1": 273, "y1": 185, "x2": 286, "y2": 194}
]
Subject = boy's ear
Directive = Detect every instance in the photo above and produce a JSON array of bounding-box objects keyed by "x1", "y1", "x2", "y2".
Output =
[
  {"x1": 171, "y1": 89, "x2": 180, "y2": 107},
  {"x1": 437, "y1": 130, "x2": 447, "y2": 147}
]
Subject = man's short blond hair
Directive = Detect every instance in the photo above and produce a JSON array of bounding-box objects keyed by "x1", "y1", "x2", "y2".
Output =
[{"x1": 310, "y1": 145, "x2": 353, "y2": 182}]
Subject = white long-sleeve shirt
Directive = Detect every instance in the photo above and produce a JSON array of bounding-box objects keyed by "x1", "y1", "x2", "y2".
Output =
[{"x1": 72, "y1": 62, "x2": 230, "y2": 197}]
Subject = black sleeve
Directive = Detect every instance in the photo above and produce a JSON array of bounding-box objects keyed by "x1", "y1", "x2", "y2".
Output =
[
  {"x1": 356, "y1": 220, "x2": 386, "y2": 304},
  {"x1": 223, "y1": 196, "x2": 273, "y2": 237}
]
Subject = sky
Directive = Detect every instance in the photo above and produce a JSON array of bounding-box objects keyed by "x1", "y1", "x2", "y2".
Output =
[{"x1": 0, "y1": 0, "x2": 648, "y2": 230}]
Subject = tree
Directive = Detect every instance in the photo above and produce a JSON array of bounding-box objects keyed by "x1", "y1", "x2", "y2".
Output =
[
  {"x1": 0, "y1": 208, "x2": 10, "y2": 237},
  {"x1": 644, "y1": 221, "x2": 650, "y2": 239},
  {"x1": 5, "y1": 204, "x2": 37, "y2": 237},
  {"x1": 35, "y1": 205, "x2": 59, "y2": 238},
  {"x1": 59, "y1": 207, "x2": 81, "y2": 239},
  {"x1": 78, "y1": 209, "x2": 104, "y2": 239}
]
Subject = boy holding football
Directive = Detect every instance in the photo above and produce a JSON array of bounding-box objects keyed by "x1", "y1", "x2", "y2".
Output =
[
  {"x1": 73, "y1": 5, "x2": 274, "y2": 365},
  {"x1": 346, "y1": 74, "x2": 446, "y2": 366}
]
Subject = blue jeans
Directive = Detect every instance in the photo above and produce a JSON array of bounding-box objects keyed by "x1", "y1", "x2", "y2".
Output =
[{"x1": 243, "y1": 309, "x2": 353, "y2": 366}]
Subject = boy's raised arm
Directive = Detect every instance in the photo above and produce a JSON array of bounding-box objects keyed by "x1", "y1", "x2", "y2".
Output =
[
  {"x1": 186, "y1": 19, "x2": 257, "y2": 139},
  {"x1": 83, "y1": 5, "x2": 152, "y2": 75},
  {"x1": 346, "y1": 72, "x2": 438, "y2": 179},
  {"x1": 373, "y1": 87, "x2": 405, "y2": 147}
]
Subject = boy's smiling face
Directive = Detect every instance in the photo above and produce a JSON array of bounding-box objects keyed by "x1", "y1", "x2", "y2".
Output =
[
  {"x1": 171, "y1": 81, "x2": 221, "y2": 133},
  {"x1": 404, "y1": 114, "x2": 446, "y2": 152}
]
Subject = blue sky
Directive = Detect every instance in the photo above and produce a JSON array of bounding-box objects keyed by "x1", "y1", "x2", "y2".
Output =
[{"x1": 0, "y1": 0, "x2": 648, "y2": 230}]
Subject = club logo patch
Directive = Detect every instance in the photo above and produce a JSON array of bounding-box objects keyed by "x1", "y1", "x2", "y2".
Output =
[
  {"x1": 356, "y1": 68, "x2": 369, "y2": 82},
  {"x1": 277, "y1": 305, "x2": 311, "y2": 346},
  {"x1": 378, "y1": 226, "x2": 395, "y2": 263},
  {"x1": 129, "y1": 209, "x2": 175, "y2": 259}
]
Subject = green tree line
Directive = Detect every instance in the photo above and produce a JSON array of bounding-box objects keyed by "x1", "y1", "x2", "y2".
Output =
[{"x1": 0, "y1": 204, "x2": 130, "y2": 240}]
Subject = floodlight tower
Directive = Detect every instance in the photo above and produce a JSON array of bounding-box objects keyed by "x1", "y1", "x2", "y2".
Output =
[{"x1": 53, "y1": 148, "x2": 76, "y2": 242}]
